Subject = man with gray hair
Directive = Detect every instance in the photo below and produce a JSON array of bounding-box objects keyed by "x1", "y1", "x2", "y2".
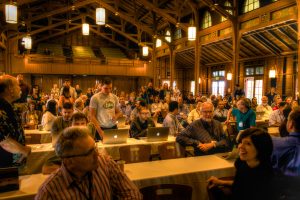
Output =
[
  {"x1": 176, "y1": 102, "x2": 229, "y2": 156},
  {"x1": 36, "y1": 127, "x2": 142, "y2": 199},
  {"x1": 0, "y1": 75, "x2": 31, "y2": 167}
]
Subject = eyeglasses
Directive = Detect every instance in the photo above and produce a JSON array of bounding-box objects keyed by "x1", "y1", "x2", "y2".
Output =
[
  {"x1": 60, "y1": 145, "x2": 98, "y2": 159},
  {"x1": 201, "y1": 110, "x2": 213, "y2": 114}
]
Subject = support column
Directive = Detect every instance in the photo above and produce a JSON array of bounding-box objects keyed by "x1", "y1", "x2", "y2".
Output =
[
  {"x1": 232, "y1": 0, "x2": 240, "y2": 90},
  {"x1": 169, "y1": 48, "x2": 176, "y2": 89},
  {"x1": 194, "y1": 38, "x2": 201, "y2": 96},
  {"x1": 152, "y1": 45, "x2": 157, "y2": 85},
  {"x1": 297, "y1": 0, "x2": 300, "y2": 94}
]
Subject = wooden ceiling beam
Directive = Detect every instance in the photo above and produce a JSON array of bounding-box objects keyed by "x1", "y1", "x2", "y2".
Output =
[
  {"x1": 240, "y1": 37, "x2": 266, "y2": 55},
  {"x1": 12, "y1": 15, "x2": 83, "y2": 41},
  {"x1": 90, "y1": 28, "x2": 129, "y2": 51},
  {"x1": 96, "y1": 1, "x2": 153, "y2": 35},
  {"x1": 26, "y1": 0, "x2": 94, "y2": 23},
  {"x1": 247, "y1": 34, "x2": 278, "y2": 55},
  {"x1": 35, "y1": 25, "x2": 81, "y2": 43},
  {"x1": 267, "y1": 30, "x2": 294, "y2": 51},
  {"x1": 137, "y1": 0, "x2": 188, "y2": 31}
]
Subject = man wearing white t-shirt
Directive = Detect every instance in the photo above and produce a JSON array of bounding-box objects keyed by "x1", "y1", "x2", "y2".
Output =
[{"x1": 89, "y1": 77, "x2": 122, "y2": 139}]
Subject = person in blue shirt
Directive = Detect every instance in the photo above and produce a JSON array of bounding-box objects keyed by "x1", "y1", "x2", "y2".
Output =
[
  {"x1": 272, "y1": 109, "x2": 300, "y2": 176},
  {"x1": 226, "y1": 99, "x2": 256, "y2": 132}
]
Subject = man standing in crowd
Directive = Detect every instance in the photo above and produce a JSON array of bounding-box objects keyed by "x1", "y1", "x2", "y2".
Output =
[
  {"x1": 75, "y1": 84, "x2": 82, "y2": 97},
  {"x1": 266, "y1": 87, "x2": 277, "y2": 106},
  {"x1": 89, "y1": 77, "x2": 123, "y2": 139},
  {"x1": 60, "y1": 79, "x2": 76, "y2": 99},
  {"x1": 163, "y1": 101, "x2": 185, "y2": 136},
  {"x1": 177, "y1": 102, "x2": 229, "y2": 156},
  {"x1": 15, "y1": 74, "x2": 30, "y2": 103},
  {"x1": 130, "y1": 107, "x2": 155, "y2": 138},
  {"x1": 272, "y1": 109, "x2": 300, "y2": 176},
  {"x1": 226, "y1": 99, "x2": 256, "y2": 132},
  {"x1": 269, "y1": 102, "x2": 286, "y2": 127},
  {"x1": 0, "y1": 75, "x2": 31, "y2": 167},
  {"x1": 36, "y1": 127, "x2": 142, "y2": 199},
  {"x1": 233, "y1": 84, "x2": 245, "y2": 100},
  {"x1": 256, "y1": 96, "x2": 273, "y2": 121},
  {"x1": 51, "y1": 102, "x2": 74, "y2": 145}
]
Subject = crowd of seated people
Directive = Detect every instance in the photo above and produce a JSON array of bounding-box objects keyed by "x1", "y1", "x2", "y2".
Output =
[{"x1": 1, "y1": 74, "x2": 300, "y2": 199}]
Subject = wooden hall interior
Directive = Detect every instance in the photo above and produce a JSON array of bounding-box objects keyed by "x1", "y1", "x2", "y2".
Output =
[{"x1": 0, "y1": 0, "x2": 298, "y2": 98}]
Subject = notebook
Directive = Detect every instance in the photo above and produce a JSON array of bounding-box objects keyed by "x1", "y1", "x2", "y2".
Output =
[
  {"x1": 146, "y1": 127, "x2": 169, "y2": 142},
  {"x1": 102, "y1": 129, "x2": 129, "y2": 144}
]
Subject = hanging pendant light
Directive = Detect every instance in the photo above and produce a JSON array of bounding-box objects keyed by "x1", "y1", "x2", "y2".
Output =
[
  {"x1": 227, "y1": 71, "x2": 232, "y2": 80},
  {"x1": 142, "y1": 46, "x2": 149, "y2": 56},
  {"x1": 5, "y1": 3, "x2": 18, "y2": 24},
  {"x1": 269, "y1": 68, "x2": 276, "y2": 78},
  {"x1": 156, "y1": 39, "x2": 162, "y2": 47},
  {"x1": 23, "y1": 35, "x2": 32, "y2": 50},
  {"x1": 82, "y1": 23, "x2": 89, "y2": 35},
  {"x1": 96, "y1": 8, "x2": 105, "y2": 25},
  {"x1": 188, "y1": 26, "x2": 196, "y2": 41}
]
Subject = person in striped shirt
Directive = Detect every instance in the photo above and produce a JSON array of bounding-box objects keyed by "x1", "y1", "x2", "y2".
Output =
[{"x1": 35, "y1": 126, "x2": 142, "y2": 200}]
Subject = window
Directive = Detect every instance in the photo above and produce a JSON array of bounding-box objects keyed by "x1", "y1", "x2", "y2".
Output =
[
  {"x1": 244, "y1": 61, "x2": 264, "y2": 104},
  {"x1": 245, "y1": 78, "x2": 263, "y2": 104},
  {"x1": 212, "y1": 70, "x2": 225, "y2": 77},
  {"x1": 221, "y1": 1, "x2": 233, "y2": 22},
  {"x1": 212, "y1": 81, "x2": 225, "y2": 97},
  {"x1": 243, "y1": 0, "x2": 260, "y2": 13},
  {"x1": 202, "y1": 11, "x2": 212, "y2": 29},
  {"x1": 174, "y1": 29, "x2": 182, "y2": 40}
]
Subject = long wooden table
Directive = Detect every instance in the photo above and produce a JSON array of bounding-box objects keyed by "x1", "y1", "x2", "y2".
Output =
[
  {"x1": 0, "y1": 155, "x2": 235, "y2": 200},
  {"x1": 22, "y1": 137, "x2": 177, "y2": 175}
]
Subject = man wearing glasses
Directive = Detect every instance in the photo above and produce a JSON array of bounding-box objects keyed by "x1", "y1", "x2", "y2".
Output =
[
  {"x1": 36, "y1": 127, "x2": 142, "y2": 200},
  {"x1": 176, "y1": 102, "x2": 229, "y2": 156},
  {"x1": 129, "y1": 107, "x2": 155, "y2": 138}
]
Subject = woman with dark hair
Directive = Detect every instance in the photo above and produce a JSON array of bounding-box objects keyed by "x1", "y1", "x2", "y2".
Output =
[
  {"x1": 207, "y1": 128, "x2": 275, "y2": 200},
  {"x1": 58, "y1": 86, "x2": 74, "y2": 111},
  {"x1": 41, "y1": 100, "x2": 57, "y2": 131}
]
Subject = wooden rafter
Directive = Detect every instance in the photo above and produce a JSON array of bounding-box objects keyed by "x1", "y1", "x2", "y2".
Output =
[
  {"x1": 35, "y1": 25, "x2": 81, "y2": 43},
  {"x1": 26, "y1": 0, "x2": 94, "y2": 23},
  {"x1": 90, "y1": 28, "x2": 129, "y2": 51},
  {"x1": 266, "y1": 30, "x2": 294, "y2": 51},
  {"x1": 137, "y1": 0, "x2": 188, "y2": 31},
  {"x1": 95, "y1": 1, "x2": 153, "y2": 35},
  {"x1": 240, "y1": 37, "x2": 266, "y2": 55}
]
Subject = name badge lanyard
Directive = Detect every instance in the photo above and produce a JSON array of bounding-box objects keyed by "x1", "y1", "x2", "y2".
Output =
[{"x1": 238, "y1": 110, "x2": 249, "y2": 128}]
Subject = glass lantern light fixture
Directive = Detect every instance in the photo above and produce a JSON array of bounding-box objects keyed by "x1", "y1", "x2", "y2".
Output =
[
  {"x1": 227, "y1": 71, "x2": 232, "y2": 80},
  {"x1": 5, "y1": 2, "x2": 17, "y2": 24},
  {"x1": 96, "y1": 7, "x2": 105, "y2": 25},
  {"x1": 82, "y1": 23, "x2": 89, "y2": 35},
  {"x1": 23, "y1": 35, "x2": 32, "y2": 50},
  {"x1": 142, "y1": 46, "x2": 149, "y2": 56}
]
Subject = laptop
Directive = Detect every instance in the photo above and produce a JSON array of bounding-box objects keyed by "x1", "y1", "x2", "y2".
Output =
[
  {"x1": 116, "y1": 116, "x2": 126, "y2": 128},
  {"x1": 102, "y1": 129, "x2": 129, "y2": 144},
  {"x1": 146, "y1": 127, "x2": 169, "y2": 142},
  {"x1": 0, "y1": 167, "x2": 19, "y2": 193}
]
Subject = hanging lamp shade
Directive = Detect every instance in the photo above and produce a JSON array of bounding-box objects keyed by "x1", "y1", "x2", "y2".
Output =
[
  {"x1": 82, "y1": 23, "x2": 89, "y2": 35},
  {"x1": 188, "y1": 26, "x2": 196, "y2": 41},
  {"x1": 142, "y1": 46, "x2": 149, "y2": 56},
  {"x1": 23, "y1": 35, "x2": 32, "y2": 49},
  {"x1": 227, "y1": 72, "x2": 232, "y2": 80},
  {"x1": 5, "y1": 3, "x2": 17, "y2": 24},
  {"x1": 269, "y1": 69, "x2": 276, "y2": 78},
  {"x1": 96, "y1": 8, "x2": 105, "y2": 25},
  {"x1": 156, "y1": 39, "x2": 162, "y2": 47}
]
